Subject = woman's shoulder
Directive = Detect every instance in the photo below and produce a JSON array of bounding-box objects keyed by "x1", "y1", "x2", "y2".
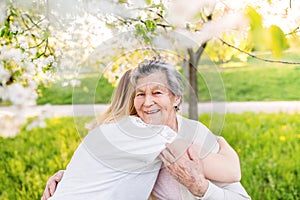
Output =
[{"x1": 178, "y1": 115, "x2": 208, "y2": 131}]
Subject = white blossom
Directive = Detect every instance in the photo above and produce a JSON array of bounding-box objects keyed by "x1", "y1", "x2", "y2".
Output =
[
  {"x1": 0, "y1": 2, "x2": 6, "y2": 25},
  {"x1": 26, "y1": 107, "x2": 52, "y2": 131},
  {"x1": 62, "y1": 81, "x2": 69, "y2": 87},
  {"x1": 165, "y1": 0, "x2": 213, "y2": 27},
  {"x1": 24, "y1": 61, "x2": 36, "y2": 76},
  {"x1": 0, "y1": 47, "x2": 23, "y2": 62},
  {"x1": 0, "y1": 63, "x2": 11, "y2": 85},
  {"x1": 7, "y1": 82, "x2": 37, "y2": 106},
  {"x1": 0, "y1": 111, "x2": 27, "y2": 138},
  {"x1": 199, "y1": 12, "x2": 248, "y2": 41},
  {"x1": 128, "y1": 0, "x2": 147, "y2": 8},
  {"x1": 19, "y1": 40, "x2": 29, "y2": 50},
  {"x1": 10, "y1": 25, "x2": 19, "y2": 34},
  {"x1": 70, "y1": 79, "x2": 81, "y2": 87},
  {"x1": 45, "y1": 55, "x2": 55, "y2": 65},
  {"x1": 0, "y1": 86, "x2": 9, "y2": 101},
  {"x1": 29, "y1": 48, "x2": 37, "y2": 56}
]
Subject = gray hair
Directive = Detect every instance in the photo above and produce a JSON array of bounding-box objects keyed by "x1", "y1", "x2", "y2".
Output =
[{"x1": 131, "y1": 60, "x2": 183, "y2": 104}]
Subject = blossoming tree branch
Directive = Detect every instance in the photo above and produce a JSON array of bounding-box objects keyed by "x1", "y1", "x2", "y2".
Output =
[{"x1": 1, "y1": 0, "x2": 299, "y2": 137}]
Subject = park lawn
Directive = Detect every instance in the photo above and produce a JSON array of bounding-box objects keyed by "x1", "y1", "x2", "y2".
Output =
[
  {"x1": 201, "y1": 112, "x2": 300, "y2": 199},
  {"x1": 197, "y1": 65, "x2": 300, "y2": 101},
  {"x1": 37, "y1": 64, "x2": 300, "y2": 105},
  {"x1": 37, "y1": 75, "x2": 114, "y2": 105},
  {"x1": 0, "y1": 112, "x2": 300, "y2": 199}
]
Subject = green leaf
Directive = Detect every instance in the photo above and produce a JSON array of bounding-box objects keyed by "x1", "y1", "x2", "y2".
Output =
[
  {"x1": 43, "y1": 31, "x2": 49, "y2": 39},
  {"x1": 268, "y1": 25, "x2": 289, "y2": 57},
  {"x1": 0, "y1": 29, "x2": 5, "y2": 37},
  {"x1": 245, "y1": 6, "x2": 268, "y2": 51},
  {"x1": 145, "y1": 19, "x2": 157, "y2": 32},
  {"x1": 145, "y1": 0, "x2": 151, "y2": 5},
  {"x1": 135, "y1": 24, "x2": 146, "y2": 36},
  {"x1": 245, "y1": 6, "x2": 263, "y2": 30},
  {"x1": 134, "y1": 23, "x2": 151, "y2": 43}
]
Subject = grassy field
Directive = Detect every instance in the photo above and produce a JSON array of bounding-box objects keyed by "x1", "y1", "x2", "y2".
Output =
[
  {"x1": 37, "y1": 61, "x2": 300, "y2": 105},
  {"x1": 0, "y1": 113, "x2": 299, "y2": 199},
  {"x1": 37, "y1": 75, "x2": 114, "y2": 105},
  {"x1": 197, "y1": 64, "x2": 300, "y2": 101}
]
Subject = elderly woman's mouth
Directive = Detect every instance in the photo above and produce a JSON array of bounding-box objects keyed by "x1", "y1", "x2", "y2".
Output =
[{"x1": 144, "y1": 109, "x2": 160, "y2": 114}]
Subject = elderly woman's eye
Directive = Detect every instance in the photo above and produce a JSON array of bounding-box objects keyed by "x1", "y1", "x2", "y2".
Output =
[
  {"x1": 153, "y1": 91, "x2": 162, "y2": 95},
  {"x1": 136, "y1": 93, "x2": 144, "y2": 96}
]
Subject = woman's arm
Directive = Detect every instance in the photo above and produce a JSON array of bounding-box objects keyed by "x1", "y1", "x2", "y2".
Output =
[
  {"x1": 160, "y1": 145, "x2": 251, "y2": 200},
  {"x1": 41, "y1": 170, "x2": 65, "y2": 200},
  {"x1": 202, "y1": 137, "x2": 241, "y2": 183}
]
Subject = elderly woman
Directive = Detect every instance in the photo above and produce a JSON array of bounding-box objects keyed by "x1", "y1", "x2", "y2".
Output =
[
  {"x1": 43, "y1": 61, "x2": 250, "y2": 200},
  {"x1": 131, "y1": 60, "x2": 250, "y2": 199}
]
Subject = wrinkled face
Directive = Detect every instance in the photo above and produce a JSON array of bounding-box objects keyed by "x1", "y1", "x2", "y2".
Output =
[{"x1": 133, "y1": 72, "x2": 180, "y2": 126}]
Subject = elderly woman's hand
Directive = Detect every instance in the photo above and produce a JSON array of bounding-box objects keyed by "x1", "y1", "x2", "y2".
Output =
[
  {"x1": 159, "y1": 140, "x2": 209, "y2": 197},
  {"x1": 41, "y1": 170, "x2": 65, "y2": 200}
]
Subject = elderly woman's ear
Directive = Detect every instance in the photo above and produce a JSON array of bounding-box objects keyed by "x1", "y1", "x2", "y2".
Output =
[{"x1": 173, "y1": 95, "x2": 182, "y2": 109}]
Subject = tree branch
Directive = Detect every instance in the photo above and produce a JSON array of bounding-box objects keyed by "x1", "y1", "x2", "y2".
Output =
[
  {"x1": 285, "y1": 27, "x2": 300, "y2": 35},
  {"x1": 219, "y1": 38, "x2": 300, "y2": 65},
  {"x1": 123, "y1": 17, "x2": 172, "y2": 29},
  {"x1": 30, "y1": 38, "x2": 47, "y2": 49},
  {"x1": 22, "y1": 13, "x2": 42, "y2": 30}
]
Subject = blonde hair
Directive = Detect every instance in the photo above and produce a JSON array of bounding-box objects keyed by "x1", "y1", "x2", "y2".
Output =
[{"x1": 88, "y1": 69, "x2": 136, "y2": 130}]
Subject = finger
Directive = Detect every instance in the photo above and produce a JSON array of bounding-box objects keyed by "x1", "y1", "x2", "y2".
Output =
[
  {"x1": 42, "y1": 187, "x2": 51, "y2": 200},
  {"x1": 166, "y1": 138, "x2": 190, "y2": 158},
  {"x1": 166, "y1": 163, "x2": 191, "y2": 184},
  {"x1": 163, "y1": 145, "x2": 177, "y2": 158},
  {"x1": 166, "y1": 162, "x2": 179, "y2": 177},
  {"x1": 49, "y1": 181, "x2": 57, "y2": 196},
  {"x1": 187, "y1": 145, "x2": 200, "y2": 161},
  {"x1": 41, "y1": 193, "x2": 46, "y2": 200},
  {"x1": 160, "y1": 148, "x2": 176, "y2": 164},
  {"x1": 54, "y1": 170, "x2": 65, "y2": 182},
  {"x1": 159, "y1": 153, "x2": 170, "y2": 166},
  {"x1": 216, "y1": 136, "x2": 226, "y2": 147},
  {"x1": 216, "y1": 137, "x2": 235, "y2": 153}
]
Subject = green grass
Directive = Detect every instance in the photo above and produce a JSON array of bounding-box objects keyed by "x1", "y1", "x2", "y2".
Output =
[
  {"x1": 201, "y1": 112, "x2": 300, "y2": 199},
  {"x1": 37, "y1": 75, "x2": 114, "y2": 105},
  {"x1": 37, "y1": 64, "x2": 300, "y2": 105},
  {"x1": 1, "y1": 113, "x2": 300, "y2": 199},
  {"x1": 197, "y1": 65, "x2": 300, "y2": 102},
  {"x1": 0, "y1": 117, "x2": 92, "y2": 200}
]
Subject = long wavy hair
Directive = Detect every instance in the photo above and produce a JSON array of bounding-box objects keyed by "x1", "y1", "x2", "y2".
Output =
[{"x1": 88, "y1": 69, "x2": 136, "y2": 130}]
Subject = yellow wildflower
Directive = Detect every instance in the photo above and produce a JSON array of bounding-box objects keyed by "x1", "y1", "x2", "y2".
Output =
[
  {"x1": 279, "y1": 135, "x2": 286, "y2": 141},
  {"x1": 281, "y1": 125, "x2": 287, "y2": 130}
]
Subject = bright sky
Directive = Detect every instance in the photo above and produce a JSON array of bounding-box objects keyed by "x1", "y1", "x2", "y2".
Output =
[{"x1": 221, "y1": 0, "x2": 300, "y2": 33}]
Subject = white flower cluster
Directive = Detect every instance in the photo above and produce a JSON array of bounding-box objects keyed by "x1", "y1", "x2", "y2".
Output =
[
  {"x1": 0, "y1": 5, "x2": 59, "y2": 137},
  {"x1": 0, "y1": 111, "x2": 26, "y2": 138},
  {"x1": 0, "y1": 104, "x2": 53, "y2": 138},
  {"x1": 0, "y1": 7, "x2": 58, "y2": 107}
]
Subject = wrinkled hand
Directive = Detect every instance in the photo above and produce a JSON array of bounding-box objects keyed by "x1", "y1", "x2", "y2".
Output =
[
  {"x1": 159, "y1": 139, "x2": 209, "y2": 197},
  {"x1": 41, "y1": 170, "x2": 65, "y2": 200}
]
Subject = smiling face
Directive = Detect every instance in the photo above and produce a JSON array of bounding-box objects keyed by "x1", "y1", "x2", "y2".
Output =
[{"x1": 133, "y1": 72, "x2": 181, "y2": 130}]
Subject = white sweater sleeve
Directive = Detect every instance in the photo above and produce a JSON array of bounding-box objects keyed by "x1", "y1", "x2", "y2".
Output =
[
  {"x1": 178, "y1": 116, "x2": 251, "y2": 200},
  {"x1": 199, "y1": 181, "x2": 251, "y2": 200}
]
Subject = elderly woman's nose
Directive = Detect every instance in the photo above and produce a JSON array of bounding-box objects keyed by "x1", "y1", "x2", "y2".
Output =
[{"x1": 144, "y1": 94, "x2": 155, "y2": 106}]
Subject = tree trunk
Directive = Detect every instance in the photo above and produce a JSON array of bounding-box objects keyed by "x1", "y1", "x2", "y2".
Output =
[{"x1": 187, "y1": 43, "x2": 207, "y2": 120}]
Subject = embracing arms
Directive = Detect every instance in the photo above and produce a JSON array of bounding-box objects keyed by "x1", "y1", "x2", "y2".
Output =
[
  {"x1": 41, "y1": 170, "x2": 65, "y2": 200},
  {"x1": 202, "y1": 136, "x2": 241, "y2": 183},
  {"x1": 159, "y1": 139, "x2": 251, "y2": 200}
]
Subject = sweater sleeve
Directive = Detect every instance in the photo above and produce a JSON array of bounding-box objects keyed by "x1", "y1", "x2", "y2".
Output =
[{"x1": 198, "y1": 181, "x2": 251, "y2": 200}]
